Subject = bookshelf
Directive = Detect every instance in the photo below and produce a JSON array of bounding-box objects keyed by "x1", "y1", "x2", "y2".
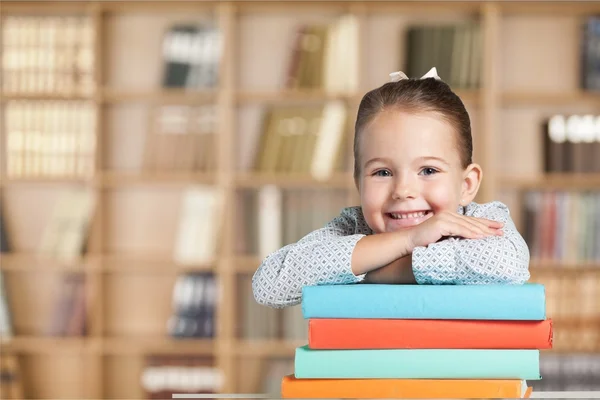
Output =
[{"x1": 1, "y1": 1, "x2": 599, "y2": 398}]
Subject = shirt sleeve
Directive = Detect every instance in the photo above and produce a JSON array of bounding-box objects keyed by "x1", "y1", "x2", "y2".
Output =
[
  {"x1": 412, "y1": 201, "x2": 531, "y2": 285},
  {"x1": 252, "y1": 207, "x2": 369, "y2": 308}
]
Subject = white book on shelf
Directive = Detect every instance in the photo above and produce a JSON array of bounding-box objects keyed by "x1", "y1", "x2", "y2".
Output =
[
  {"x1": 0, "y1": 271, "x2": 13, "y2": 342},
  {"x1": 310, "y1": 101, "x2": 347, "y2": 181},
  {"x1": 173, "y1": 185, "x2": 223, "y2": 265},
  {"x1": 257, "y1": 185, "x2": 282, "y2": 259}
]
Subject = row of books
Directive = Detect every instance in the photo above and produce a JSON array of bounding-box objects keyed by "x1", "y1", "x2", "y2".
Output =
[
  {"x1": 45, "y1": 272, "x2": 87, "y2": 337},
  {"x1": 0, "y1": 185, "x2": 223, "y2": 266},
  {"x1": 523, "y1": 191, "x2": 600, "y2": 263},
  {"x1": 536, "y1": 270, "x2": 600, "y2": 322},
  {"x1": 534, "y1": 354, "x2": 600, "y2": 391},
  {"x1": 161, "y1": 23, "x2": 221, "y2": 89},
  {"x1": 1, "y1": 16, "x2": 95, "y2": 95},
  {"x1": 405, "y1": 23, "x2": 481, "y2": 89},
  {"x1": 4, "y1": 100, "x2": 97, "y2": 179},
  {"x1": 253, "y1": 103, "x2": 348, "y2": 180},
  {"x1": 236, "y1": 187, "x2": 349, "y2": 258},
  {"x1": 143, "y1": 105, "x2": 217, "y2": 173},
  {"x1": 544, "y1": 114, "x2": 600, "y2": 173},
  {"x1": 141, "y1": 355, "x2": 221, "y2": 399},
  {"x1": 286, "y1": 15, "x2": 358, "y2": 93},
  {"x1": 582, "y1": 16, "x2": 600, "y2": 91},
  {"x1": 167, "y1": 273, "x2": 217, "y2": 338},
  {"x1": 283, "y1": 284, "x2": 549, "y2": 398},
  {"x1": 0, "y1": 271, "x2": 87, "y2": 341}
]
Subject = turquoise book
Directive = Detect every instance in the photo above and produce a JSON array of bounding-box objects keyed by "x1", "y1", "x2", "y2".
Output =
[
  {"x1": 294, "y1": 346, "x2": 541, "y2": 379},
  {"x1": 302, "y1": 283, "x2": 546, "y2": 320}
]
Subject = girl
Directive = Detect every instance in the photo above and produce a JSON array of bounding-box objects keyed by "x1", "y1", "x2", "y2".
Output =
[{"x1": 252, "y1": 67, "x2": 530, "y2": 308}]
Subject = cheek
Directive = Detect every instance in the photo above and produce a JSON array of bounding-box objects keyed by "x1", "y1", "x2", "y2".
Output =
[{"x1": 424, "y1": 181, "x2": 461, "y2": 211}]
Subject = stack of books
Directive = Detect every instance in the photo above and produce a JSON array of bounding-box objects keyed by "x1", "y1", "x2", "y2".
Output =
[{"x1": 281, "y1": 284, "x2": 553, "y2": 399}]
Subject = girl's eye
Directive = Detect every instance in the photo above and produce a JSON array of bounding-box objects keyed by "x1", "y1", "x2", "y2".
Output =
[
  {"x1": 373, "y1": 169, "x2": 392, "y2": 177},
  {"x1": 419, "y1": 167, "x2": 438, "y2": 176}
]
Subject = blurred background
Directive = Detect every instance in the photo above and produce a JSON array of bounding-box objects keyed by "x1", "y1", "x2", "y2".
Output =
[{"x1": 0, "y1": 1, "x2": 599, "y2": 399}]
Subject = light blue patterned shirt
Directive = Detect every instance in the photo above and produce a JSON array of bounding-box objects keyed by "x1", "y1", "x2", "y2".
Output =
[{"x1": 252, "y1": 201, "x2": 531, "y2": 308}]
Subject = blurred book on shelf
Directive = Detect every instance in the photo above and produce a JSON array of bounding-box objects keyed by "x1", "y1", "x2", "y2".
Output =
[
  {"x1": 534, "y1": 354, "x2": 600, "y2": 391},
  {"x1": 44, "y1": 272, "x2": 87, "y2": 337},
  {"x1": 236, "y1": 188, "x2": 349, "y2": 257},
  {"x1": 141, "y1": 354, "x2": 222, "y2": 399},
  {"x1": 0, "y1": 205, "x2": 10, "y2": 253},
  {"x1": 543, "y1": 114, "x2": 600, "y2": 173},
  {"x1": 39, "y1": 187, "x2": 96, "y2": 262},
  {"x1": 4, "y1": 100, "x2": 97, "y2": 179},
  {"x1": 581, "y1": 16, "x2": 600, "y2": 92},
  {"x1": 1, "y1": 15, "x2": 95, "y2": 95},
  {"x1": 167, "y1": 272, "x2": 217, "y2": 339},
  {"x1": 238, "y1": 274, "x2": 307, "y2": 341},
  {"x1": 523, "y1": 191, "x2": 600, "y2": 264},
  {"x1": 161, "y1": 23, "x2": 222, "y2": 89},
  {"x1": 0, "y1": 271, "x2": 14, "y2": 342},
  {"x1": 0, "y1": 354, "x2": 24, "y2": 400},
  {"x1": 143, "y1": 104, "x2": 217, "y2": 173},
  {"x1": 253, "y1": 103, "x2": 348, "y2": 180},
  {"x1": 528, "y1": 268, "x2": 599, "y2": 352},
  {"x1": 405, "y1": 22, "x2": 481, "y2": 88},
  {"x1": 286, "y1": 15, "x2": 358, "y2": 93},
  {"x1": 173, "y1": 185, "x2": 223, "y2": 266}
]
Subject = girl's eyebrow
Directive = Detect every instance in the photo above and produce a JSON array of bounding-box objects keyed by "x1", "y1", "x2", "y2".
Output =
[
  {"x1": 364, "y1": 157, "x2": 392, "y2": 167},
  {"x1": 415, "y1": 156, "x2": 450, "y2": 167}
]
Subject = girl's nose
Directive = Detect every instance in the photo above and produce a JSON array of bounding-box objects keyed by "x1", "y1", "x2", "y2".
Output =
[{"x1": 391, "y1": 176, "x2": 417, "y2": 200}]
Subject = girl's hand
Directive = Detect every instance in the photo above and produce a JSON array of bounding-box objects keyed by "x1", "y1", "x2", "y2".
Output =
[{"x1": 408, "y1": 210, "x2": 503, "y2": 250}]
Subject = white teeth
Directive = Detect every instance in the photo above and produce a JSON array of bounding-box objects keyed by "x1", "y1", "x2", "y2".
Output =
[{"x1": 390, "y1": 211, "x2": 427, "y2": 219}]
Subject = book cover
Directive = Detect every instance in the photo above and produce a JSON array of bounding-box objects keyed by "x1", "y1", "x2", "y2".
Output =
[
  {"x1": 281, "y1": 375, "x2": 532, "y2": 399},
  {"x1": 294, "y1": 346, "x2": 541, "y2": 379},
  {"x1": 308, "y1": 318, "x2": 553, "y2": 349},
  {"x1": 302, "y1": 283, "x2": 546, "y2": 320}
]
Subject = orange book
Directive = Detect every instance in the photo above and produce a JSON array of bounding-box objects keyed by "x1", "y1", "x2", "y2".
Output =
[
  {"x1": 281, "y1": 375, "x2": 533, "y2": 399},
  {"x1": 309, "y1": 318, "x2": 553, "y2": 349}
]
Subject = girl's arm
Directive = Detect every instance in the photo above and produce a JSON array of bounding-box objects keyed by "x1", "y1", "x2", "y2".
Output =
[
  {"x1": 412, "y1": 201, "x2": 530, "y2": 285},
  {"x1": 252, "y1": 207, "x2": 413, "y2": 308}
]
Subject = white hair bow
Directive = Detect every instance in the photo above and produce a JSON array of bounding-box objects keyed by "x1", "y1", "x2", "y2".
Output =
[{"x1": 389, "y1": 67, "x2": 441, "y2": 82}]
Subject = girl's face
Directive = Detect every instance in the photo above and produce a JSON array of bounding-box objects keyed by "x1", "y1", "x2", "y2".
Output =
[{"x1": 357, "y1": 110, "x2": 480, "y2": 234}]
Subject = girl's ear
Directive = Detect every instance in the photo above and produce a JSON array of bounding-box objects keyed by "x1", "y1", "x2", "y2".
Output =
[{"x1": 461, "y1": 163, "x2": 482, "y2": 205}]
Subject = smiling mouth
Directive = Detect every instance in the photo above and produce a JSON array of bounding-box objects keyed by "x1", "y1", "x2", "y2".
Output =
[{"x1": 387, "y1": 210, "x2": 432, "y2": 220}]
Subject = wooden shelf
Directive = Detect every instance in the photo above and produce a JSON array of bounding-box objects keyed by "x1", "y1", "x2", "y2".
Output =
[
  {"x1": 235, "y1": 340, "x2": 305, "y2": 357},
  {"x1": 499, "y1": 174, "x2": 600, "y2": 190},
  {"x1": 1, "y1": 336, "x2": 93, "y2": 353},
  {"x1": 0, "y1": 253, "x2": 100, "y2": 272},
  {"x1": 101, "y1": 88, "x2": 217, "y2": 104},
  {"x1": 100, "y1": 171, "x2": 216, "y2": 187},
  {"x1": 1, "y1": 1, "x2": 599, "y2": 397},
  {"x1": 530, "y1": 262, "x2": 600, "y2": 272},
  {"x1": 235, "y1": 172, "x2": 354, "y2": 189},
  {"x1": 502, "y1": 91, "x2": 600, "y2": 107},
  {"x1": 0, "y1": 176, "x2": 99, "y2": 187},
  {"x1": 102, "y1": 337, "x2": 215, "y2": 355},
  {"x1": 101, "y1": 254, "x2": 215, "y2": 274},
  {"x1": 1, "y1": 92, "x2": 98, "y2": 102},
  {"x1": 236, "y1": 89, "x2": 360, "y2": 104}
]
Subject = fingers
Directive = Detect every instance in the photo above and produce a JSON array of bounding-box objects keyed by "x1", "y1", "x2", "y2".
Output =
[
  {"x1": 444, "y1": 213, "x2": 503, "y2": 239},
  {"x1": 464, "y1": 216, "x2": 504, "y2": 236}
]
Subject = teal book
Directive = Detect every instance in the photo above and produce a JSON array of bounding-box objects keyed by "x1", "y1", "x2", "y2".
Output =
[
  {"x1": 302, "y1": 283, "x2": 545, "y2": 320},
  {"x1": 294, "y1": 346, "x2": 541, "y2": 379}
]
